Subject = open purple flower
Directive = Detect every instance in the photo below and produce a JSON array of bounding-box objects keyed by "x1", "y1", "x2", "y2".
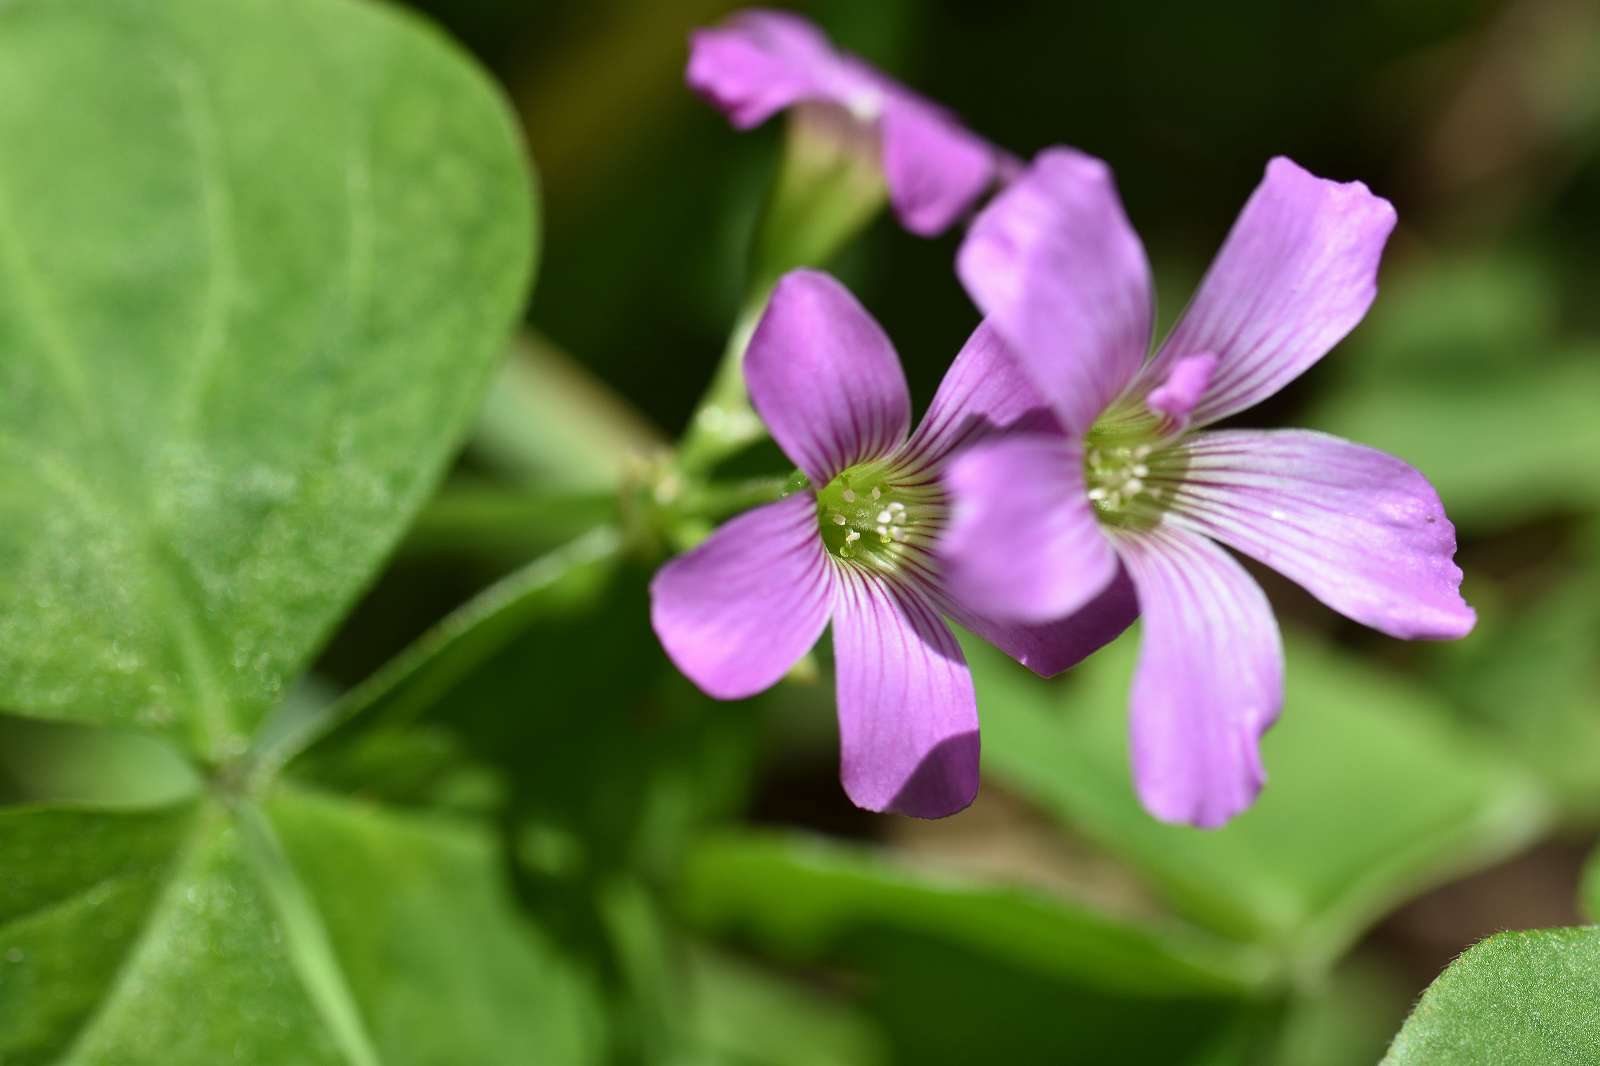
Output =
[
  {"x1": 946, "y1": 151, "x2": 1476, "y2": 828},
  {"x1": 687, "y1": 9, "x2": 1013, "y2": 236},
  {"x1": 651, "y1": 270, "x2": 1133, "y2": 817}
]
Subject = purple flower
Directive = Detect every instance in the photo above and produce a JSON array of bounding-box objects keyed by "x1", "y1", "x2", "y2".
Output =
[
  {"x1": 946, "y1": 151, "x2": 1476, "y2": 828},
  {"x1": 686, "y1": 9, "x2": 1014, "y2": 236},
  {"x1": 651, "y1": 270, "x2": 1134, "y2": 817}
]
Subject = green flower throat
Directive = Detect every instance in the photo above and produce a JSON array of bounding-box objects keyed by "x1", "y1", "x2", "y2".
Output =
[
  {"x1": 1083, "y1": 404, "x2": 1187, "y2": 530},
  {"x1": 815, "y1": 460, "x2": 943, "y2": 573}
]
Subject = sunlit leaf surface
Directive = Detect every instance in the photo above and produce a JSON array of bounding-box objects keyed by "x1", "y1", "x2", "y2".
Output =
[{"x1": 0, "y1": 0, "x2": 533, "y2": 759}]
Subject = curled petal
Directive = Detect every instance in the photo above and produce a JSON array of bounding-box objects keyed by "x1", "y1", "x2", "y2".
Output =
[
  {"x1": 941, "y1": 433, "x2": 1121, "y2": 623},
  {"x1": 958, "y1": 148, "x2": 1154, "y2": 434},
  {"x1": 832, "y1": 571, "x2": 979, "y2": 817},
  {"x1": 1115, "y1": 524, "x2": 1283, "y2": 828},
  {"x1": 1146, "y1": 352, "x2": 1218, "y2": 433},
  {"x1": 880, "y1": 98, "x2": 998, "y2": 236},
  {"x1": 746, "y1": 270, "x2": 911, "y2": 483},
  {"x1": 897, "y1": 320, "x2": 1055, "y2": 474},
  {"x1": 651, "y1": 494, "x2": 836, "y2": 699},
  {"x1": 686, "y1": 10, "x2": 852, "y2": 129},
  {"x1": 1146, "y1": 157, "x2": 1396, "y2": 427},
  {"x1": 1163, "y1": 429, "x2": 1475, "y2": 639}
]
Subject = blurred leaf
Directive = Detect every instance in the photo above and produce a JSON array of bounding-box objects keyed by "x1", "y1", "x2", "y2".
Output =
[
  {"x1": 1581, "y1": 839, "x2": 1600, "y2": 922},
  {"x1": 678, "y1": 830, "x2": 1270, "y2": 996},
  {"x1": 0, "y1": 0, "x2": 533, "y2": 758},
  {"x1": 677, "y1": 830, "x2": 1277, "y2": 1065},
  {"x1": 969, "y1": 630, "x2": 1550, "y2": 969},
  {"x1": 1429, "y1": 568, "x2": 1600, "y2": 815},
  {"x1": 1308, "y1": 354, "x2": 1600, "y2": 529},
  {"x1": 1339, "y1": 255, "x2": 1558, "y2": 380},
  {"x1": 273, "y1": 528, "x2": 623, "y2": 778},
  {"x1": 1271, "y1": 955, "x2": 1413, "y2": 1066},
  {"x1": 472, "y1": 333, "x2": 663, "y2": 490},
  {"x1": 266, "y1": 784, "x2": 603, "y2": 1065},
  {"x1": 402, "y1": 482, "x2": 618, "y2": 563},
  {"x1": 0, "y1": 716, "x2": 201, "y2": 809},
  {"x1": 1309, "y1": 257, "x2": 1600, "y2": 528},
  {"x1": 677, "y1": 946, "x2": 891, "y2": 1066},
  {"x1": 1381, "y1": 927, "x2": 1600, "y2": 1065},
  {"x1": 307, "y1": 551, "x2": 757, "y2": 872},
  {"x1": 0, "y1": 791, "x2": 600, "y2": 1065}
]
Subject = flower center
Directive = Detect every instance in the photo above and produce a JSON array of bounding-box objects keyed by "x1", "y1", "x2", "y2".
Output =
[
  {"x1": 1085, "y1": 441, "x2": 1154, "y2": 516},
  {"x1": 1083, "y1": 405, "x2": 1184, "y2": 530},
  {"x1": 815, "y1": 461, "x2": 943, "y2": 573}
]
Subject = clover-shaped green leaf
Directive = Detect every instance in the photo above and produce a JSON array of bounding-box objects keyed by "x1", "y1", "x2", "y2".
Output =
[
  {"x1": 0, "y1": 0, "x2": 533, "y2": 761},
  {"x1": 0, "y1": 0, "x2": 610, "y2": 1061}
]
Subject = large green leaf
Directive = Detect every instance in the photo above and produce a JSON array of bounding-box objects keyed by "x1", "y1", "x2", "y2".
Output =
[
  {"x1": 0, "y1": 0, "x2": 533, "y2": 759},
  {"x1": 0, "y1": 789, "x2": 599, "y2": 1065},
  {"x1": 968, "y1": 630, "x2": 1550, "y2": 968},
  {"x1": 676, "y1": 831, "x2": 1276, "y2": 1065},
  {"x1": 678, "y1": 831, "x2": 1269, "y2": 997},
  {"x1": 1381, "y1": 927, "x2": 1600, "y2": 1065}
]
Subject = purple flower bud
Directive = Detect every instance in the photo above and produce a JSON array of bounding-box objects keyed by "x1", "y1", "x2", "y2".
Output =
[{"x1": 687, "y1": 10, "x2": 1014, "y2": 236}]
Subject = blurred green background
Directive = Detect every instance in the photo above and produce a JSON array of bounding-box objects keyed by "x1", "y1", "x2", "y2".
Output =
[{"x1": 5, "y1": 0, "x2": 1600, "y2": 1062}]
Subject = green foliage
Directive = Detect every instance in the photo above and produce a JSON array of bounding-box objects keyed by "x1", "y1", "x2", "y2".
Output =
[
  {"x1": 1308, "y1": 258, "x2": 1600, "y2": 530},
  {"x1": 675, "y1": 947, "x2": 892, "y2": 1066},
  {"x1": 967, "y1": 630, "x2": 1551, "y2": 967},
  {"x1": 1428, "y1": 558, "x2": 1600, "y2": 814},
  {"x1": 679, "y1": 830, "x2": 1268, "y2": 995},
  {"x1": 0, "y1": 794, "x2": 600, "y2": 1065},
  {"x1": 3, "y1": 0, "x2": 1599, "y2": 1060},
  {"x1": 678, "y1": 830, "x2": 1277, "y2": 1064},
  {"x1": 0, "y1": 0, "x2": 600, "y2": 1061},
  {"x1": 1382, "y1": 927, "x2": 1600, "y2": 1065},
  {"x1": 0, "y1": 0, "x2": 532, "y2": 760}
]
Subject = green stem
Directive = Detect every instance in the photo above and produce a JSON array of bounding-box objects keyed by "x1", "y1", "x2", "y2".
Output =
[
  {"x1": 673, "y1": 107, "x2": 887, "y2": 478},
  {"x1": 679, "y1": 475, "x2": 795, "y2": 522},
  {"x1": 674, "y1": 287, "x2": 773, "y2": 476}
]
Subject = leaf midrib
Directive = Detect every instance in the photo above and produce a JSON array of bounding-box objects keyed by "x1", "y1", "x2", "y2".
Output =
[
  {"x1": 50, "y1": 803, "x2": 212, "y2": 1066},
  {"x1": 45, "y1": 795, "x2": 389, "y2": 1066}
]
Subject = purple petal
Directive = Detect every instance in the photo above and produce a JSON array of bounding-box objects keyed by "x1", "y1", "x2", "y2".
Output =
[
  {"x1": 897, "y1": 320, "x2": 1055, "y2": 474},
  {"x1": 880, "y1": 97, "x2": 998, "y2": 236},
  {"x1": 941, "y1": 433, "x2": 1121, "y2": 623},
  {"x1": 686, "y1": 11, "x2": 853, "y2": 129},
  {"x1": 1115, "y1": 524, "x2": 1284, "y2": 828},
  {"x1": 745, "y1": 270, "x2": 911, "y2": 483},
  {"x1": 1144, "y1": 157, "x2": 1396, "y2": 427},
  {"x1": 651, "y1": 494, "x2": 836, "y2": 700},
  {"x1": 946, "y1": 568, "x2": 1139, "y2": 678},
  {"x1": 1163, "y1": 429, "x2": 1475, "y2": 640},
  {"x1": 832, "y1": 570, "x2": 979, "y2": 817},
  {"x1": 957, "y1": 148, "x2": 1154, "y2": 434}
]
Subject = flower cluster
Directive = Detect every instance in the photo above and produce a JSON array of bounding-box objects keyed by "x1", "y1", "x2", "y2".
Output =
[{"x1": 656, "y1": 10, "x2": 1473, "y2": 826}]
